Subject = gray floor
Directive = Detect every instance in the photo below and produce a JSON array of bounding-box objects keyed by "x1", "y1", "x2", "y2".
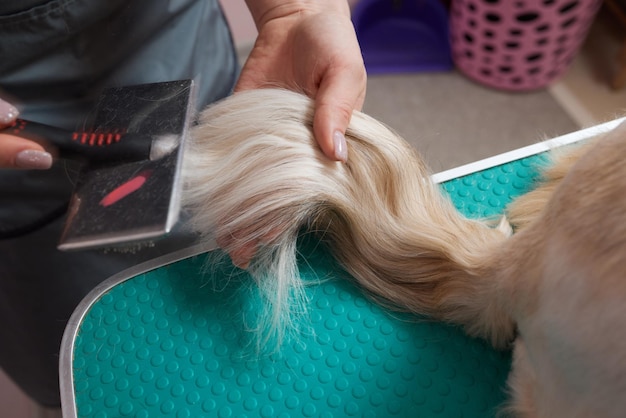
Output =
[{"x1": 362, "y1": 70, "x2": 578, "y2": 173}]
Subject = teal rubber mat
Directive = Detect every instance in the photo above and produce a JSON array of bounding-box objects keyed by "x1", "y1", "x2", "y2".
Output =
[{"x1": 64, "y1": 155, "x2": 547, "y2": 418}]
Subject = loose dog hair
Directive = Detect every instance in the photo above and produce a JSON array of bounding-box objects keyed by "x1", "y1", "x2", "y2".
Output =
[{"x1": 182, "y1": 88, "x2": 626, "y2": 417}]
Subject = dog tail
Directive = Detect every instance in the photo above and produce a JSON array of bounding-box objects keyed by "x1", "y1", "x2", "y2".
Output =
[{"x1": 183, "y1": 89, "x2": 515, "y2": 348}]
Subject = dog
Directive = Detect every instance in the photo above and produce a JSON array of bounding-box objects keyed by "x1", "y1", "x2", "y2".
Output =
[{"x1": 182, "y1": 88, "x2": 626, "y2": 417}]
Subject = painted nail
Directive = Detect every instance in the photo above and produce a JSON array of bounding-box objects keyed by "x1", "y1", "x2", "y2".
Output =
[
  {"x1": 333, "y1": 130, "x2": 348, "y2": 162},
  {"x1": 15, "y1": 150, "x2": 53, "y2": 170},
  {"x1": 0, "y1": 100, "x2": 19, "y2": 125}
]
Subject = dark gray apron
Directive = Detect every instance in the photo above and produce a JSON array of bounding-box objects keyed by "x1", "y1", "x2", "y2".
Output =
[{"x1": 0, "y1": 0, "x2": 238, "y2": 406}]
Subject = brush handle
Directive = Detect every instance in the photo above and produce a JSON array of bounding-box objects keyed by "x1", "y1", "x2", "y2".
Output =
[{"x1": 2, "y1": 119, "x2": 153, "y2": 163}]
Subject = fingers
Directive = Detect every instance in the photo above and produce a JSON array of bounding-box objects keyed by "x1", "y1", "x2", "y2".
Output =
[
  {"x1": 0, "y1": 98, "x2": 19, "y2": 127},
  {"x1": 217, "y1": 224, "x2": 286, "y2": 270},
  {"x1": 0, "y1": 134, "x2": 53, "y2": 169},
  {"x1": 227, "y1": 241, "x2": 258, "y2": 270},
  {"x1": 306, "y1": 14, "x2": 367, "y2": 163},
  {"x1": 0, "y1": 99, "x2": 53, "y2": 170},
  {"x1": 216, "y1": 227, "x2": 262, "y2": 270},
  {"x1": 313, "y1": 65, "x2": 366, "y2": 162}
]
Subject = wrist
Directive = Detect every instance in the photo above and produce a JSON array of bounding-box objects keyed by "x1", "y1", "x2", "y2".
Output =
[{"x1": 245, "y1": 0, "x2": 350, "y2": 30}]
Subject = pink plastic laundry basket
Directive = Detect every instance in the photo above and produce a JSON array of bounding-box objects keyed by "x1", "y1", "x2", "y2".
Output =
[{"x1": 450, "y1": 0, "x2": 602, "y2": 91}]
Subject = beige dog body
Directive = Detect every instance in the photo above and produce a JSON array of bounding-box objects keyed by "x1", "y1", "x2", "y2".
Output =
[{"x1": 498, "y1": 127, "x2": 626, "y2": 417}]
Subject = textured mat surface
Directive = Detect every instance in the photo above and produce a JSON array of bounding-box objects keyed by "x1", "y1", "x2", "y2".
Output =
[{"x1": 69, "y1": 155, "x2": 545, "y2": 417}]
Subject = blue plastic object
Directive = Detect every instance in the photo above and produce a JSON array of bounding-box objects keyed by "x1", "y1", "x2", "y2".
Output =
[{"x1": 352, "y1": 0, "x2": 453, "y2": 74}]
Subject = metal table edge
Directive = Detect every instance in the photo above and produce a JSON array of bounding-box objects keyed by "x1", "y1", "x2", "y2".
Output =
[{"x1": 59, "y1": 240, "x2": 217, "y2": 418}]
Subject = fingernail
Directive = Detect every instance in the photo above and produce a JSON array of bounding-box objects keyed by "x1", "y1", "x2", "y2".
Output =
[
  {"x1": 0, "y1": 100, "x2": 19, "y2": 125},
  {"x1": 333, "y1": 130, "x2": 348, "y2": 162},
  {"x1": 15, "y1": 150, "x2": 53, "y2": 170}
]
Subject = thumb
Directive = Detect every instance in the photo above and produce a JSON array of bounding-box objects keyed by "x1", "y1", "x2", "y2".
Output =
[
  {"x1": 312, "y1": 72, "x2": 366, "y2": 163},
  {"x1": 0, "y1": 99, "x2": 53, "y2": 169},
  {"x1": 0, "y1": 134, "x2": 53, "y2": 169}
]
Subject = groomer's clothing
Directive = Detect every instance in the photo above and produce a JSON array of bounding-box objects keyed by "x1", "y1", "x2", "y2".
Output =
[{"x1": 0, "y1": 0, "x2": 238, "y2": 406}]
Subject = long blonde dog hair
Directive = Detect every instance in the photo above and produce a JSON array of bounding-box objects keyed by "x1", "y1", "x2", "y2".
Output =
[
  {"x1": 182, "y1": 88, "x2": 512, "y2": 346},
  {"x1": 183, "y1": 89, "x2": 626, "y2": 416}
]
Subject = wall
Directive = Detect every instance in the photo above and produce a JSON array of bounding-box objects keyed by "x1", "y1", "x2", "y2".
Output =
[{"x1": 218, "y1": 0, "x2": 257, "y2": 46}]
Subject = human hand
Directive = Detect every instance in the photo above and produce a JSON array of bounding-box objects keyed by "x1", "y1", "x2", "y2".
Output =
[
  {"x1": 0, "y1": 98, "x2": 52, "y2": 169},
  {"x1": 236, "y1": 0, "x2": 366, "y2": 162}
]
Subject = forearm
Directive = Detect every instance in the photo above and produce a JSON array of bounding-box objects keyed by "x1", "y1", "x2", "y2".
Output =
[{"x1": 244, "y1": 0, "x2": 350, "y2": 29}]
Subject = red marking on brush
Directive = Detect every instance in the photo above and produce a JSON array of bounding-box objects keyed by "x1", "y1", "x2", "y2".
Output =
[
  {"x1": 72, "y1": 131, "x2": 121, "y2": 146},
  {"x1": 100, "y1": 170, "x2": 153, "y2": 207}
]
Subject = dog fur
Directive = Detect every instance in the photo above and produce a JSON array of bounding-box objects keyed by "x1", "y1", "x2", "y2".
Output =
[{"x1": 182, "y1": 88, "x2": 626, "y2": 417}]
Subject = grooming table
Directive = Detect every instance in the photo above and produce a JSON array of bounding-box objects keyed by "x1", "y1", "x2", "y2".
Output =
[{"x1": 60, "y1": 119, "x2": 622, "y2": 418}]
